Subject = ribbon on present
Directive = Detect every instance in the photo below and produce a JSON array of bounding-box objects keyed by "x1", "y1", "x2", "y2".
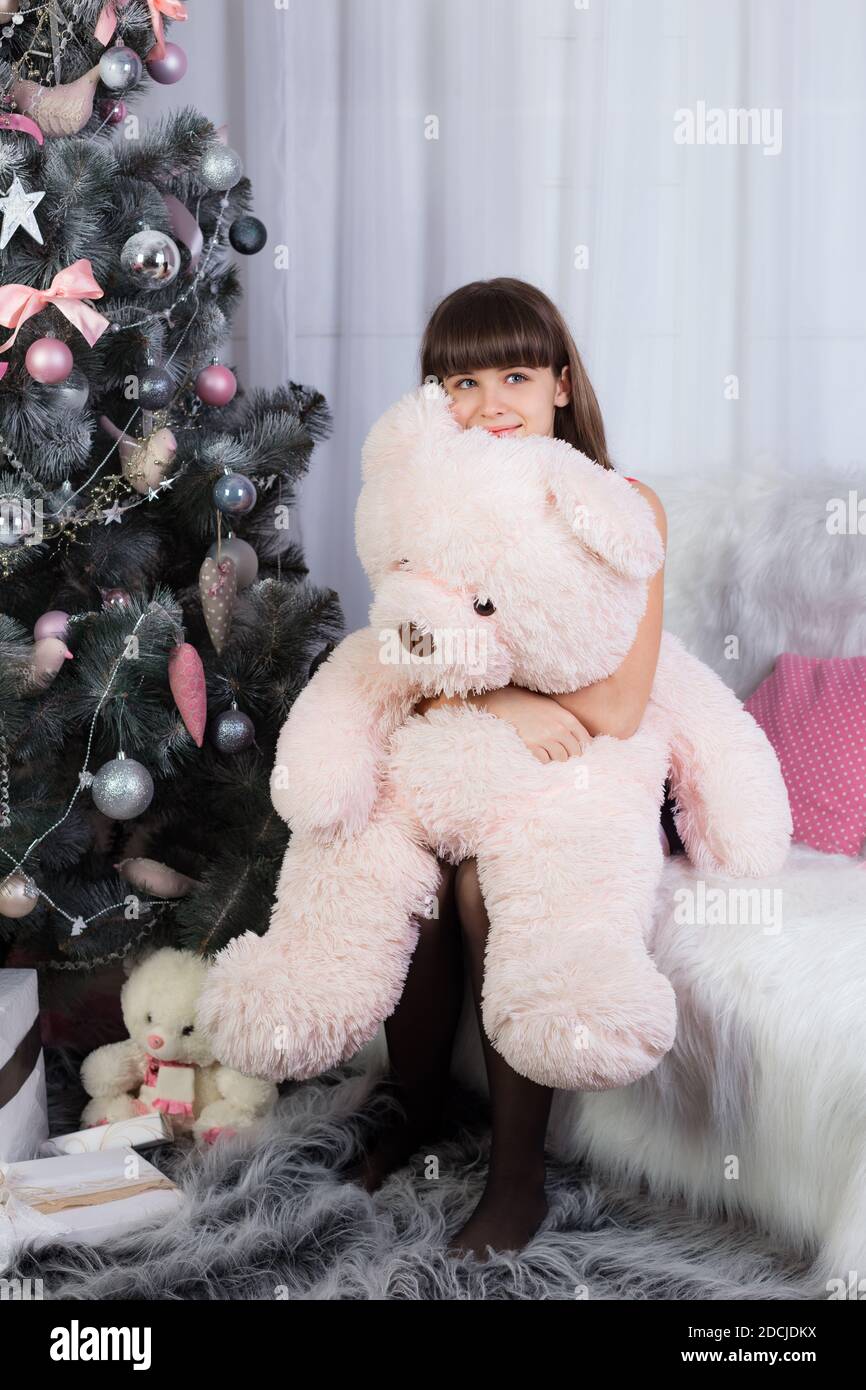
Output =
[
  {"x1": 95, "y1": 0, "x2": 188, "y2": 62},
  {"x1": 0, "y1": 1166, "x2": 175, "y2": 1215},
  {"x1": 0, "y1": 1016, "x2": 41, "y2": 1112},
  {"x1": 0, "y1": 259, "x2": 110, "y2": 356},
  {"x1": 0, "y1": 1161, "x2": 177, "y2": 1263},
  {"x1": 143, "y1": 1054, "x2": 196, "y2": 1117}
]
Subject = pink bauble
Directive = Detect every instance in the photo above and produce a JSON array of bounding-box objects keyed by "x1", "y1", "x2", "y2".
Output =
[
  {"x1": 195, "y1": 364, "x2": 237, "y2": 407},
  {"x1": 98, "y1": 98, "x2": 127, "y2": 124},
  {"x1": 25, "y1": 337, "x2": 73, "y2": 384},
  {"x1": 34, "y1": 609, "x2": 70, "y2": 641},
  {"x1": 146, "y1": 42, "x2": 188, "y2": 85}
]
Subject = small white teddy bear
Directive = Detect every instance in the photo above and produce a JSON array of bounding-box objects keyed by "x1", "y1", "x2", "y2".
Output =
[{"x1": 80, "y1": 947, "x2": 278, "y2": 1144}]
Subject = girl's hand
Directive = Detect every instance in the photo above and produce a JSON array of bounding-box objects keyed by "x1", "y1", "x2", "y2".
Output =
[
  {"x1": 480, "y1": 687, "x2": 592, "y2": 763},
  {"x1": 413, "y1": 686, "x2": 591, "y2": 763}
]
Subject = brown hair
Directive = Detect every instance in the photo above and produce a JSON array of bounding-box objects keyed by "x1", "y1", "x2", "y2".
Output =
[{"x1": 418, "y1": 277, "x2": 615, "y2": 470}]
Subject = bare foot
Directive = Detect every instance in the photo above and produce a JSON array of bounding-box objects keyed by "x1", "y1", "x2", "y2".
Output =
[{"x1": 447, "y1": 1174, "x2": 549, "y2": 1260}]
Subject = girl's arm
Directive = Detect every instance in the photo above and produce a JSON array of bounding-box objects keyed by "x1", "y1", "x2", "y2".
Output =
[{"x1": 550, "y1": 481, "x2": 667, "y2": 739}]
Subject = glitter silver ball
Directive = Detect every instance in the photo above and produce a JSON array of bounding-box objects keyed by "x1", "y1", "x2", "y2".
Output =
[
  {"x1": 91, "y1": 755, "x2": 154, "y2": 820},
  {"x1": 120, "y1": 229, "x2": 181, "y2": 289},
  {"x1": 210, "y1": 708, "x2": 255, "y2": 754},
  {"x1": 198, "y1": 144, "x2": 243, "y2": 191},
  {"x1": 138, "y1": 365, "x2": 176, "y2": 410},
  {"x1": 98, "y1": 44, "x2": 143, "y2": 92}
]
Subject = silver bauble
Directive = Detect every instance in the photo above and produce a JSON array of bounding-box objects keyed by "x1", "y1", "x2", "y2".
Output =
[
  {"x1": 212, "y1": 472, "x2": 257, "y2": 515},
  {"x1": 91, "y1": 753, "x2": 154, "y2": 820},
  {"x1": 98, "y1": 44, "x2": 143, "y2": 92},
  {"x1": 205, "y1": 535, "x2": 258, "y2": 589},
  {"x1": 210, "y1": 707, "x2": 255, "y2": 754},
  {"x1": 198, "y1": 144, "x2": 243, "y2": 191},
  {"x1": 120, "y1": 229, "x2": 181, "y2": 288},
  {"x1": 32, "y1": 367, "x2": 90, "y2": 413}
]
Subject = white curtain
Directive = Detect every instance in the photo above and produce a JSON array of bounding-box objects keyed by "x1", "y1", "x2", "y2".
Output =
[{"x1": 150, "y1": 0, "x2": 866, "y2": 634}]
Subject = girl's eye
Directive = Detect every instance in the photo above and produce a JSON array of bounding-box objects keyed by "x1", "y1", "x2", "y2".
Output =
[{"x1": 453, "y1": 372, "x2": 529, "y2": 390}]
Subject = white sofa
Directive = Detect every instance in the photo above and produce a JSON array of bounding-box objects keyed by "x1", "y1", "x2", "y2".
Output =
[{"x1": 361, "y1": 464, "x2": 866, "y2": 1292}]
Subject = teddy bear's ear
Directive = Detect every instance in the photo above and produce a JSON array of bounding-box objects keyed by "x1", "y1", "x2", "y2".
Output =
[
  {"x1": 543, "y1": 451, "x2": 664, "y2": 581},
  {"x1": 360, "y1": 381, "x2": 460, "y2": 482}
]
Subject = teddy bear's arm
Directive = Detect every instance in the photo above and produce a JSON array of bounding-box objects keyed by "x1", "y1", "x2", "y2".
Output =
[
  {"x1": 270, "y1": 625, "x2": 411, "y2": 838},
  {"x1": 80, "y1": 1038, "x2": 149, "y2": 1098},
  {"x1": 653, "y1": 631, "x2": 792, "y2": 876}
]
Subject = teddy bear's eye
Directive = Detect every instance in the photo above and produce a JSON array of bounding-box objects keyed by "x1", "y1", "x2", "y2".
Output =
[
  {"x1": 145, "y1": 1013, "x2": 151, "y2": 1024},
  {"x1": 473, "y1": 597, "x2": 496, "y2": 616},
  {"x1": 182, "y1": 1025, "x2": 194, "y2": 1036}
]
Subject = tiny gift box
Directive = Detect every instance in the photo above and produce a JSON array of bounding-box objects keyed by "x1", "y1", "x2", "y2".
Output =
[
  {"x1": 0, "y1": 969, "x2": 49, "y2": 1163},
  {"x1": 39, "y1": 1111, "x2": 172, "y2": 1157},
  {"x1": 0, "y1": 1146, "x2": 184, "y2": 1266}
]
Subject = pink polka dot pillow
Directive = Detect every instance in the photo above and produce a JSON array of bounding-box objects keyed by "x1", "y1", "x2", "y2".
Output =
[{"x1": 744, "y1": 654, "x2": 866, "y2": 857}]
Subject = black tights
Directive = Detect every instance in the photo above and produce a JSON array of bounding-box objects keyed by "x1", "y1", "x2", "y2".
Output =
[
  {"x1": 359, "y1": 856, "x2": 552, "y2": 1254},
  {"x1": 383, "y1": 857, "x2": 554, "y2": 1169}
]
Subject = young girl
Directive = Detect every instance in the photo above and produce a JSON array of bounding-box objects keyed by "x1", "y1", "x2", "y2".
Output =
[{"x1": 346, "y1": 277, "x2": 685, "y2": 1260}]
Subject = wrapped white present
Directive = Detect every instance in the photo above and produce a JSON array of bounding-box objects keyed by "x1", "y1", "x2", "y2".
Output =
[
  {"x1": 0, "y1": 969, "x2": 49, "y2": 1163},
  {"x1": 39, "y1": 1111, "x2": 172, "y2": 1157},
  {"x1": 0, "y1": 1146, "x2": 184, "y2": 1269}
]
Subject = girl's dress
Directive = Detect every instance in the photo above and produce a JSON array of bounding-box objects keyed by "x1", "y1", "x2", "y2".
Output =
[{"x1": 622, "y1": 475, "x2": 685, "y2": 858}]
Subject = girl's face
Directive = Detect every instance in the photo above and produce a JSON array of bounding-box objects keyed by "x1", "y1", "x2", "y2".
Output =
[{"x1": 441, "y1": 364, "x2": 571, "y2": 439}]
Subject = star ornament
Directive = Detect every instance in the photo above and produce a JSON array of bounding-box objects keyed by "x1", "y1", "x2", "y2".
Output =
[
  {"x1": 102, "y1": 500, "x2": 124, "y2": 525},
  {"x1": 0, "y1": 174, "x2": 45, "y2": 251}
]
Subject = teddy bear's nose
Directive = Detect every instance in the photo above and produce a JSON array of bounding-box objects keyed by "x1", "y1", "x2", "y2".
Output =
[
  {"x1": 147, "y1": 1033, "x2": 164, "y2": 1050},
  {"x1": 400, "y1": 621, "x2": 436, "y2": 658}
]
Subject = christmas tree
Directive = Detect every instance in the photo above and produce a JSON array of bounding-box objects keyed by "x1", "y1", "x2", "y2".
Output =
[{"x1": 0, "y1": 1, "x2": 342, "y2": 999}]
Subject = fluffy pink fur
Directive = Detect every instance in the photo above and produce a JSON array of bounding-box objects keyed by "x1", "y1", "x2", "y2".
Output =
[{"x1": 198, "y1": 384, "x2": 793, "y2": 1089}]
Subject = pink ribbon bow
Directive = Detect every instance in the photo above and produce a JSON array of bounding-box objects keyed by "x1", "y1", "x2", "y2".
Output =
[
  {"x1": 0, "y1": 259, "x2": 110, "y2": 355},
  {"x1": 95, "y1": 0, "x2": 188, "y2": 62}
]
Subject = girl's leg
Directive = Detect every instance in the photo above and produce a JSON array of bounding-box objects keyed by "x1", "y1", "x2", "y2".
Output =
[
  {"x1": 447, "y1": 857, "x2": 552, "y2": 1259},
  {"x1": 346, "y1": 857, "x2": 464, "y2": 1192}
]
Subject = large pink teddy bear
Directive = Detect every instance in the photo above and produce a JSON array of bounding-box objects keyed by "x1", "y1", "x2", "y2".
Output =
[{"x1": 199, "y1": 383, "x2": 792, "y2": 1091}]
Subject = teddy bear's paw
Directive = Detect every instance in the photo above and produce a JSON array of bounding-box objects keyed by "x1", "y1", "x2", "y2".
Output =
[
  {"x1": 80, "y1": 1094, "x2": 143, "y2": 1128},
  {"x1": 199, "y1": 964, "x2": 359, "y2": 1083},
  {"x1": 488, "y1": 978, "x2": 677, "y2": 1091},
  {"x1": 198, "y1": 1125, "x2": 238, "y2": 1146},
  {"x1": 193, "y1": 1101, "x2": 244, "y2": 1145}
]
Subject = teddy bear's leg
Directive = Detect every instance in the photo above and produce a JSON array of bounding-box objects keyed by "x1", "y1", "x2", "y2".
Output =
[
  {"x1": 81, "y1": 1093, "x2": 147, "y2": 1127},
  {"x1": 474, "y1": 729, "x2": 678, "y2": 1092},
  {"x1": 197, "y1": 788, "x2": 441, "y2": 1083}
]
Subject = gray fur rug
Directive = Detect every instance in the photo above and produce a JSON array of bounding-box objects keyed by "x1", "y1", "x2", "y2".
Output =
[{"x1": 5, "y1": 1047, "x2": 817, "y2": 1300}]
